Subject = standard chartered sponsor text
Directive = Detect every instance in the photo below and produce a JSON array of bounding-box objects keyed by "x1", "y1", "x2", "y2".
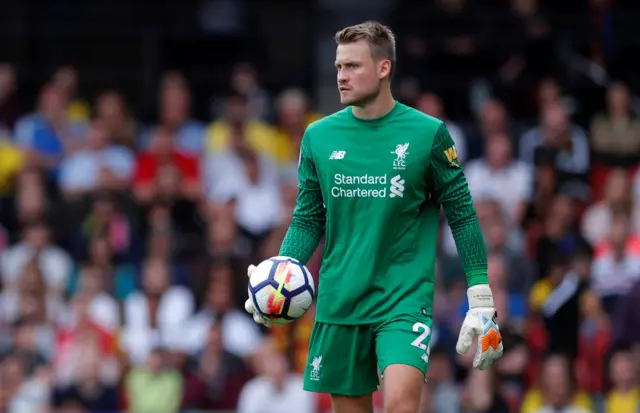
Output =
[{"x1": 331, "y1": 173, "x2": 393, "y2": 198}]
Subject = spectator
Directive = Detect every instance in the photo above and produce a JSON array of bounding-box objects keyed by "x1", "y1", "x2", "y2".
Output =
[
  {"x1": 0, "y1": 256, "x2": 65, "y2": 325},
  {"x1": 534, "y1": 78, "x2": 577, "y2": 115},
  {"x1": 604, "y1": 349, "x2": 640, "y2": 413},
  {"x1": 75, "y1": 234, "x2": 136, "y2": 300},
  {"x1": 425, "y1": 346, "x2": 461, "y2": 413},
  {"x1": 590, "y1": 82, "x2": 640, "y2": 165},
  {"x1": 529, "y1": 253, "x2": 586, "y2": 359},
  {"x1": 62, "y1": 265, "x2": 119, "y2": 332},
  {"x1": 2, "y1": 169, "x2": 50, "y2": 241},
  {"x1": 78, "y1": 194, "x2": 132, "y2": 262},
  {"x1": 13, "y1": 84, "x2": 87, "y2": 176},
  {"x1": 476, "y1": 99, "x2": 511, "y2": 146},
  {"x1": 228, "y1": 63, "x2": 270, "y2": 121},
  {"x1": 124, "y1": 348, "x2": 183, "y2": 413},
  {"x1": 206, "y1": 202, "x2": 253, "y2": 258},
  {"x1": 612, "y1": 279, "x2": 640, "y2": 348},
  {"x1": 494, "y1": 315, "x2": 530, "y2": 409},
  {"x1": 53, "y1": 297, "x2": 120, "y2": 387},
  {"x1": 0, "y1": 63, "x2": 22, "y2": 130},
  {"x1": 184, "y1": 317, "x2": 252, "y2": 409},
  {"x1": 50, "y1": 66, "x2": 90, "y2": 123},
  {"x1": 233, "y1": 148, "x2": 284, "y2": 243},
  {"x1": 2, "y1": 318, "x2": 49, "y2": 376},
  {"x1": 237, "y1": 338, "x2": 315, "y2": 413},
  {"x1": 465, "y1": 132, "x2": 533, "y2": 224},
  {"x1": 188, "y1": 261, "x2": 263, "y2": 358},
  {"x1": 0, "y1": 355, "x2": 26, "y2": 411},
  {"x1": 0, "y1": 220, "x2": 72, "y2": 296},
  {"x1": 58, "y1": 119, "x2": 135, "y2": 199},
  {"x1": 141, "y1": 73, "x2": 205, "y2": 155},
  {"x1": 272, "y1": 88, "x2": 322, "y2": 172},
  {"x1": 590, "y1": 210, "x2": 640, "y2": 314},
  {"x1": 582, "y1": 168, "x2": 636, "y2": 247},
  {"x1": 461, "y1": 368, "x2": 510, "y2": 413},
  {"x1": 133, "y1": 127, "x2": 200, "y2": 204},
  {"x1": 120, "y1": 258, "x2": 195, "y2": 365},
  {"x1": 574, "y1": 291, "x2": 611, "y2": 395},
  {"x1": 483, "y1": 214, "x2": 533, "y2": 294},
  {"x1": 519, "y1": 103, "x2": 590, "y2": 178},
  {"x1": 521, "y1": 354, "x2": 593, "y2": 413},
  {"x1": 52, "y1": 348, "x2": 118, "y2": 412},
  {"x1": 534, "y1": 195, "x2": 589, "y2": 280},
  {"x1": 206, "y1": 91, "x2": 277, "y2": 160},
  {"x1": 8, "y1": 365, "x2": 52, "y2": 413},
  {"x1": 203, "y1": 127, "x2": 279, "y2": 206},
  {"x1": 94, "y1": 90, "x2": 140, "y2": 149}
]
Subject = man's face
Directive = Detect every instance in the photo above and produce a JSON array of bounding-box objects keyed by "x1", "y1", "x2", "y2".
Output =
[
  {"x1": 88, "y1": 121, "x2": 109, "y2": 150},
  {"x1": 161, "y1": 86, "x2": 189, "y2": 126},
  {"x1": 25, "y1": 224, "x2": 48, "y2": 248},
  {"x1": 0, "y1": 64, "x2": 15, "y2": 97},
  {"x1": 226, "y1": 97, "x2": 248, "y2": 125},
  {"x1": 480, "y1": 100, "x2": 506, "y2": 133},
  {"x1": 39, "y1": 86, "x2": 67, "y2": 119},
  {"x1": 335, "y1": 40, "x2": 387, "y2": 106},
  {"x1": 151, "y1": 130, "x2": 174, "y2": 156},
  {"x1": 279, "y1": 97, "x2": 306, "y2": 125},
  {"x1": 542, "y1": 106, "x2": 569, "y2": 139},
  {"x1": 143, "y1": 262, "x2": 169, "y2": 295},
  {"x1": 486, "y1": 134, "x2": 511, "y2": 167},
  {"x1": 608, "y1": 83, "x2": 630, "y2": 113}
]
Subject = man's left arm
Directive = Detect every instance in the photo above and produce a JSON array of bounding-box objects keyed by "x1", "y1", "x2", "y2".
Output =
[
  {"x1": 427, "y1": 123, "x2": 487, "y2": 287},
  {"x1": 427, "y1": 123, "x2": 504, "y2": 370}
]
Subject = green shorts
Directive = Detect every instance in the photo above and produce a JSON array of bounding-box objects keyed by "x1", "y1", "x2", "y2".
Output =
[{"x1": 303, "y1": 313, "x2": 433, "y2": 396}]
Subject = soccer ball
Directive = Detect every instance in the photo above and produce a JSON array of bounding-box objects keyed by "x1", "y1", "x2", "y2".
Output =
[{"x1": 248, "y1": 256, "x2": 315, "y2": 325}]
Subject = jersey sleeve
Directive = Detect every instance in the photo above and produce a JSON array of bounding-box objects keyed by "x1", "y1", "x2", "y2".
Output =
[
  {"x1": 279, "y1": 131, "x2": 326, "y2": 263},
  {"x1": 427, "y1": 123, "x2": 488, "y2": 287}
]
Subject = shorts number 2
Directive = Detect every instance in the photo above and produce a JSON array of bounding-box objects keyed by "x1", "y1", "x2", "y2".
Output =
[{"x1": 411, "y1": 322, "x2": 431, "y2": 350}]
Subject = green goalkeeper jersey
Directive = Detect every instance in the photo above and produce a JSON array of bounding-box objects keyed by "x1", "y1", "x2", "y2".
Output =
[{"x1": 280, "y1": 102, "x2": 488, "y2": 324}]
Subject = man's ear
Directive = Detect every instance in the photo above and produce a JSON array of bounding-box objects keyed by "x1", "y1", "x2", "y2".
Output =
[{"x1": 379, "y1": 59, "x2": 392, "y2": 80}]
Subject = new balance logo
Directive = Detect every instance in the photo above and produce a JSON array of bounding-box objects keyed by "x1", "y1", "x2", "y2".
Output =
[
  {"x1": 329, "y1": 151, "x2": 346, "y2": 160},
  {"x1": 390, "y1": 175, "x2": 405, "y2": 198}
]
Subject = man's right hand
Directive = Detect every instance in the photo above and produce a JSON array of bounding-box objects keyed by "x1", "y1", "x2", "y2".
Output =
[{"x1": 244, "y1": 264, "x2": 273, "y2": 328}]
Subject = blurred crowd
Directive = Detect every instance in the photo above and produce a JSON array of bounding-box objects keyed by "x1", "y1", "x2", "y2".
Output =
[{"x1": 0, "y1": 2, "x2": 640, "y2": 413}]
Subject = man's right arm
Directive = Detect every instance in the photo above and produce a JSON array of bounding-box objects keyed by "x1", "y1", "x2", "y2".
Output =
[{"x1": 278, "y1": 131, "x2": 326, "y2": 263}]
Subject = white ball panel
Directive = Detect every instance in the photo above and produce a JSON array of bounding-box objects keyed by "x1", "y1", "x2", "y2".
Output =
[
  {"x1": 287, "y1": 290, "x2": 313, "y2": 318},
  {"x1": 249, "y1": 260, "x2": 275, "y2": 288}
]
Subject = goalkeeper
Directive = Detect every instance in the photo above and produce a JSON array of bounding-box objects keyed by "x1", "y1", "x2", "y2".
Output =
[{"x1": 245, "y1": 20, "x2": 503, "y2": 413}]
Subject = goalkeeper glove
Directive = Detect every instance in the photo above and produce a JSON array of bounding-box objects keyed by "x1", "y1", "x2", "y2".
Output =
[
  {"x1": 456, "y1": 284, "x2": 504, "y2": 370},
  {"x1": 244, "y1": 264, "x2": 273, "y2": 328}
]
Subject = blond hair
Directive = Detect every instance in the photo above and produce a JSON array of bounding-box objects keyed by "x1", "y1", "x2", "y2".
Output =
[{"x1": 335, "y1": 21, "x2": 396, "y2": 76}]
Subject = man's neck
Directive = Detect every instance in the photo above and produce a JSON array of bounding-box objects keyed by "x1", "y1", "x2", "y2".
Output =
[
  {"x1": 611, "y1": 110, "x2": 629, "y2": 120},
  {"x1": 613, "y1": 249, "x2": 626, "y2": 262},
  {"x1": 351, "y1": 88, "x2": 395, "y2": 119},
  {"x1": 487, "y1": 160, "x2": 508, "y2": 172}
]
